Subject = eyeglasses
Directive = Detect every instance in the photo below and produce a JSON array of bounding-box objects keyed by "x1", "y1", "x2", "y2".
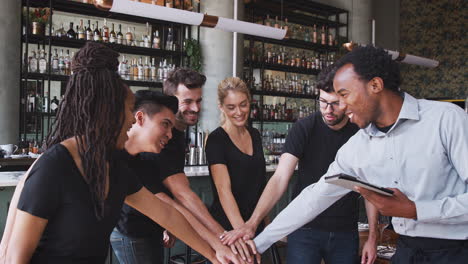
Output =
[{"x1": 317, "y1": 99, "x2": 340, "y2": 109}]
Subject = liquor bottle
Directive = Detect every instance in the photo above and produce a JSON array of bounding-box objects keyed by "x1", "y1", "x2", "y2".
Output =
[
  {"x1": 50, "y1": 96, "x2": 59, "y2": 113},
  {"x1": 56, "y1": 23, "x2": 66, "y2": 38},
  {"x1": 295, "y1": 53, "x2": 301, "y2": 68},
  {"x1": 93, "y1": 23, "x2": 101, "y2": 41},
  {"x1": 328, "y1": 31, "x2": 334, "y2": 46},
  {"x1": 162, "y1": 59, "x2": 169, "y2": 81},
  {"x1": 67, "y1": 22, "x2": 76, "y2": 39},
  {"x1": 132, "y1": 59, "x2": 138, "y2": 80},
  {"x1": 102, "y1": 19, "x2": 109, "y2": 43},
  {"x1": 43, "y1": 91, "x2": 49, "y2": 113},
  {"x1": 265, "y1": 14, "x2": 271, "y2": 27},
  {"x1": 109, "y1": 23, "x2": 116, "y2": 43},
  {"x1": 157, "y1": 61, "x2": 163, "y2": 81},
  {"x1": 150, "y1": 58, "x2": 157, "y2": 81},
  {"x1": 301, "y1": 53, "x2": 307, "y2": 68},
  {"x1": 38, "y1": 50, "x2": 47, "y2": 74},
  {"x1": 51, "y1": 49, "x2": 59, "y2": 74},
  {"x1": 131, "y1": 27, "x2": 137, "y2": 46},
  {"x1": 283, "y1": 18, "x2": 290, "y2": 39},
  {"x1": 64, "y1": 50, "x2": 71, "y2": 75},
  {"x1": 77, "y1": 20, "x2": 85, "y2": 40},
  {"x1": 144, "y1": 57, "x2": 150, "y2": 80},
  {"x1": 304, "y1": 28, "x2": 311, "y2": 42},
  {"x1": 29, "y1": 51, "x2": 38, "y2": 73},
  {"x1": 117, "y1": 24, "x2": 124, "y2": 44},
  {"x1": 321, "y1": 26, "x2": 326, "y2": 45},
  {"x1": 58, "y1": 49, "x2": 65, "y2": 75},
  {"x1": 70, "y1": 51, "x2": 75, "y2": 75},
  {"x1": 312, "y1": 24, "x2": 317, "y2": 43},
  {"x1": 118, "y1": 55, "x2": 128, "y2": 79},
  {"x1": 152, "y1": 30, "x2": 160, "y2": 49},
  {"x1": 274, "y1": 16, "x2": 280, "y2": 29},
  {"x1": 165, "y1": 28, "x2": 173, "y2": 50},
  {"x1": 144, "y1": 22, "x2": 151, "y2": 48},
  {"x1": 86, "y1": 20, "x2": 93, "y2": 41},
  {"x1": 125, "y1": 26, "x2": 133, "y2": 46}
]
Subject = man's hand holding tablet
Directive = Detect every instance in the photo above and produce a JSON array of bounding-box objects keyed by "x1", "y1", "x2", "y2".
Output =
[{"x1": 325, "y1": 174, "x2": 417, "y2": 219}]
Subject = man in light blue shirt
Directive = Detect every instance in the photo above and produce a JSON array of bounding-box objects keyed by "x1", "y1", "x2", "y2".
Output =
[{"x1": 253, "y1": 46, "x2": 468, "y2": 263}]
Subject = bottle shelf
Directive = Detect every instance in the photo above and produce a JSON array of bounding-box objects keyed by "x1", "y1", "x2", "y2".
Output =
[
  {"x1": 245, "y1": 35, "x2": 339, "y2": 52},
  {"x1": 23, "y1": 112, "x2": 57, "y2": 118},
  {"x1": 23, "y1": 0, "x2": 189, "y2": 26},
  {"x1": 251, "y1": 89, "x2": 316, "y2": 99},
  {"x1": 245, "y1": 0, "x2": 347, "y2": 28},
  {"x1": 23, "y1": 34, "x2": 184, "y2": 58},
  {"x1": 245, "y1": 61, "x2": 320, "y2": 75},
  {"x1": 22, "y1": 72, "x2": 164, "y2": 88}
]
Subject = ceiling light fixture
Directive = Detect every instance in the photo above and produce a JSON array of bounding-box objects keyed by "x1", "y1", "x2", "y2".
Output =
[
  {"x1": 343, "y1": 42, "x2": 439, "y2": 68},
  {"x1": 94, "y1": 0, "x2": 287, "y2": 40}
]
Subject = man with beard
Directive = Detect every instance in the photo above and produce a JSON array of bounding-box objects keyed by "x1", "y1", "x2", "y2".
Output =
[
  {"x1": 161, "y1": 68, "x2": 255, "y2": 262},
  {"x1": 221, "y1": 66, "x2": 378, "y2": 264}
]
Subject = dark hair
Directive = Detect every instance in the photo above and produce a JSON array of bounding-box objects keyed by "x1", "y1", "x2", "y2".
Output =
[
  {"x1": 316, "y1": 64, "x2": 337, "y2": 93},
  {"x1": 134, "y1": 90, "x2": 179, "y2": 116},
  {"x1": 163, "y1": 68, "x2": 206, "y2": 96},
  {"x1": 334, "y1": 45, "x2": 401, "y2": 92},
  {"x1": 46, "y1": 42, "x2": 127, "y2": 219}
]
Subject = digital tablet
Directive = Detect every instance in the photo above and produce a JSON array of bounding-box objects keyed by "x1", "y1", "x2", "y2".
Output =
[{"x1": 324, "y1": 174, "x2": 394, "y2": 196}]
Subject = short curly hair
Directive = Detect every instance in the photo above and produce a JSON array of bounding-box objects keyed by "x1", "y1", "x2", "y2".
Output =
[
  {"x1": 334, "y1": 45, "x2": 401, "y2": 92},
  {"x1": 163, "y1": 68, "x2": 206, "y2": 96},
  {"x1": 316, "y1": 64, "x2": 336, "y2": 93}
]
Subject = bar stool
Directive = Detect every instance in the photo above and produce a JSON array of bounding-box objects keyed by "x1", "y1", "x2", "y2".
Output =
[{"x1": 167, "y1": 244, "x2": 282, "y2": 264}]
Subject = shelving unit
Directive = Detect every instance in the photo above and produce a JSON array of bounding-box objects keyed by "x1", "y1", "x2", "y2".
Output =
[
  {"x1": 244, "y1": 0, "x2": 348, "y2": 128},
  {"x1": 243, "y1": 0, "x2": 348, "y2": 162},
  {"x1": 20, "y1": 0, "x2": 194, "y2": 142}
]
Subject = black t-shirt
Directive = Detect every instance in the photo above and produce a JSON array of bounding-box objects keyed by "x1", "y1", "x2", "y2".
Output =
[
  {"x1": 206, "y1": 127, "x2": 267, "y2": 231},
  {"x1": 283, "y1": 112, "x2": 360, "y2": 232},
  {"x1": 159, "y1": 128, "x2": 186, "y2": 180},
  {"x1": 116, "y1": 152, "x2": 171, "y2": 239},
  {"x1": 17, "y1": 144, "x2": 142, "y2": 264}
]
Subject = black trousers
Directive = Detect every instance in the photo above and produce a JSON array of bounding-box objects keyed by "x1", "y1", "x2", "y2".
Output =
[{"x1": 391, "y1": 235, "x2": 468, "y2": 264}]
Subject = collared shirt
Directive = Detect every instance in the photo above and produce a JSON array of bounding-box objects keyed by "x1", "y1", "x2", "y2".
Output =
[{"x1": 254, "y1": 93, "x2": 468, "y2": 253}]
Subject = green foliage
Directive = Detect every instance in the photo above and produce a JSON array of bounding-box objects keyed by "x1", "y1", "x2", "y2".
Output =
[{"x1": 185, "y1": 38, "x2": 203, "y2": 72}]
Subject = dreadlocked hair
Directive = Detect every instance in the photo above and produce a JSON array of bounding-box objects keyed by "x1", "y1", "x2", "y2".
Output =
[{"x1": 46, "y1": 42, "x2": 127, "y2": 220}]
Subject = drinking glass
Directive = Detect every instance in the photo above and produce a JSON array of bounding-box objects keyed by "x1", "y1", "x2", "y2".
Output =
[{"x1": 378, "y1": 215, "x2": 390, "y2": 246}]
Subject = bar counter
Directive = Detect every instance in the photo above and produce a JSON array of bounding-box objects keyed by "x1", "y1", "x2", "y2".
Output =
[{"x1": 0, "y1": 164, "x2": 282, "y2": 187}]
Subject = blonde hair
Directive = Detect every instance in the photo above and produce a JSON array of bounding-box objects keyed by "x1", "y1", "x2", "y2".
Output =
[{"x1": 217, "y1": 77, "x2": 251, "y2": 125}]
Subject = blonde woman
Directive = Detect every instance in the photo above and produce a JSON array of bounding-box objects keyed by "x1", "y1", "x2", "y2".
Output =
[{"x1": 205, "y1": 77, "x2": 267, "y2": 259}]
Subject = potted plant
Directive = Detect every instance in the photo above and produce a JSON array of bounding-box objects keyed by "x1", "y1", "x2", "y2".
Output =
[{"x1": 25, "y1": 8, "x2": 50, "y2": 36}]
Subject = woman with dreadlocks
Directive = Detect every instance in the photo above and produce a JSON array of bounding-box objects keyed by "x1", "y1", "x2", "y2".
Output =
[{"x1": 0, "y1": 42, "x2": 234, "y2": 264}]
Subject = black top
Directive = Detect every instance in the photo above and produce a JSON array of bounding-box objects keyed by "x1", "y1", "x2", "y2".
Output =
[
  {"x1": 17, "y1": 144, "x2": 142, "y2": 264},
  {"x1": 158, "y1": 128, "x2": 186, "y2": 180},
  {"x1": 116, "y1": 152, "x2": 171, "y2": 239},
  {"x1": 283, "y1": 112, "x2": 360, "y2": 232},
  {"x1": 206, "y1": 127, "x2": 267, "y2": 231}
]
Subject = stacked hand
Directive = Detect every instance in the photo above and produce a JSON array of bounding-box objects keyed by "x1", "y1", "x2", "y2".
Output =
[
  {"x1": 219, "y1": 223, "x2": 256, "y2": 246},
  {"x1": 217, "y1": 229, "x2": 260, "y2": 263}
]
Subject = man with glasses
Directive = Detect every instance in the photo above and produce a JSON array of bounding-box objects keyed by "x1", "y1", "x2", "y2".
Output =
[{"x1": 222, "y1": 66, "x2": 378, "y2": 264}]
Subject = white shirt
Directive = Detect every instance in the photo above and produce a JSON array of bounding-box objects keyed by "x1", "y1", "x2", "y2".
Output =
[{"x1": 254, "y1": 93, "x2": 468, "y2": 253}]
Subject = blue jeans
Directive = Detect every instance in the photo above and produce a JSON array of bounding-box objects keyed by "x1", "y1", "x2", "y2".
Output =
[
  {"x1": 287, "y1": 227, "x2": 359, "y2": 264},
  {"x1": 110, "y1": 228, "x2": 163, "y2": 264}
]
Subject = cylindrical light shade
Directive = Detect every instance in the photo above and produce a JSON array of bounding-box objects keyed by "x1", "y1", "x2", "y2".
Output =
[
  {"x1": 387, "y1": 50, "x2": 439, "y2": 68},
  {"x1": 214, "y1": 17, "x2": 286, "y2": 39},
  {"x1": 110, "y1": 0, "x2": 204, "y2": 26},
  {"x1": 215, "y1": 17, "x2": 287, "y2": 40}
]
